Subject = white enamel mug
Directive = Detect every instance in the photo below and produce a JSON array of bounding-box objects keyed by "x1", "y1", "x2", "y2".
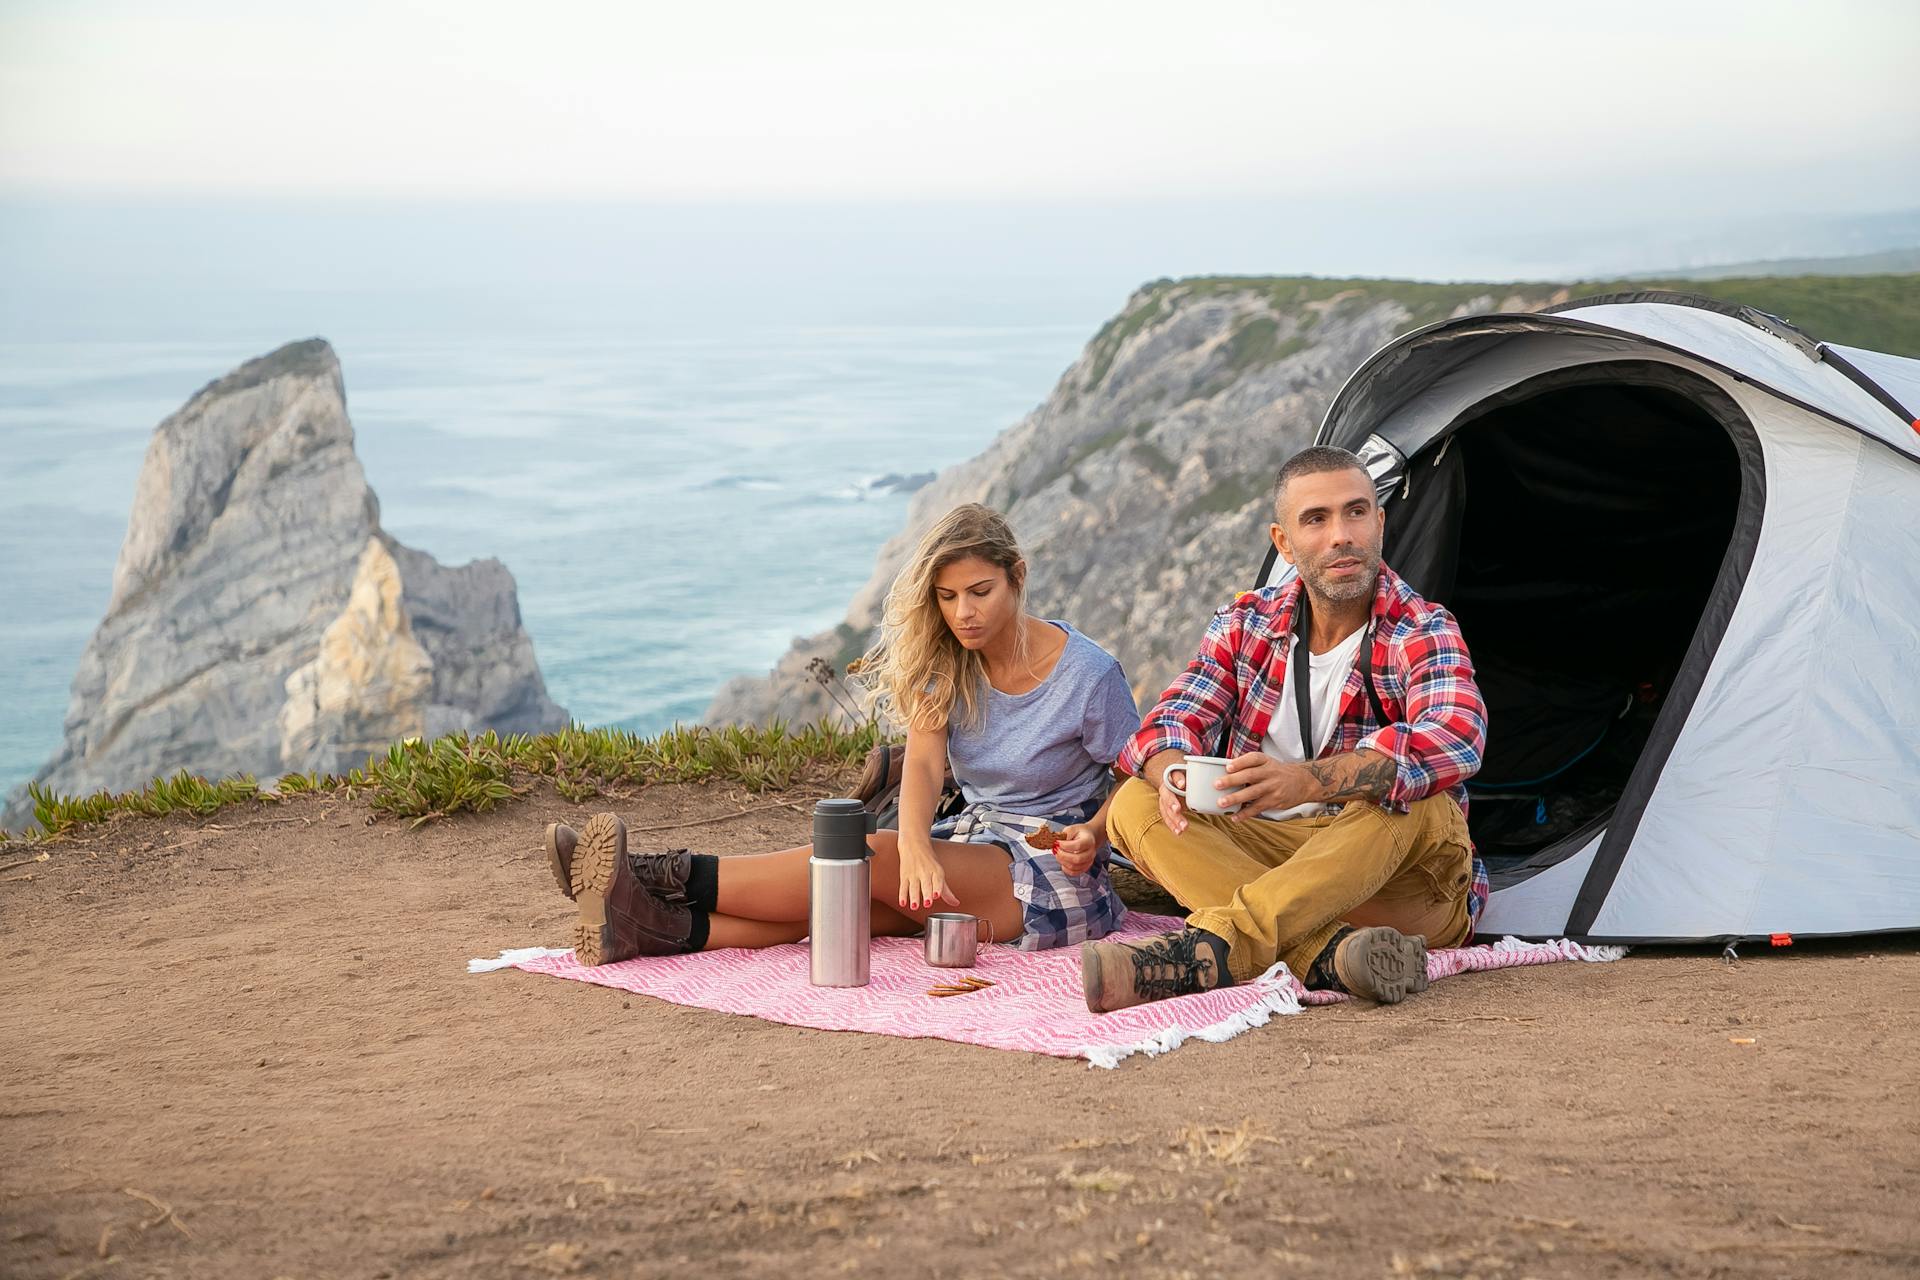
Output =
[{"x1": 1168, "y1": 755, "x2": 1244, "y2": 815}]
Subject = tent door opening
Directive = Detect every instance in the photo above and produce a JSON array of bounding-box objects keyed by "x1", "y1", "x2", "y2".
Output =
[{"x1": 1383, "y1": 364, "x2": 1751, "y2": 885}]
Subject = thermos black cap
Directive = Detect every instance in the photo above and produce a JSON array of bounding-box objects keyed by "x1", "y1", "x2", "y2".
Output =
[{"x1": 812, "y1": 797, "x2": 875, "y2": 857}]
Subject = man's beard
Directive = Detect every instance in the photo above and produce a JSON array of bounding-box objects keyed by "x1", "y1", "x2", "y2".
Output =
[{"x1": 1303, "y1": 544, "x2": 1380, "y2": 603}]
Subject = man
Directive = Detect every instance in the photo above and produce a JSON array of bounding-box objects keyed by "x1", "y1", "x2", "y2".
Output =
[{"x1": 1080, "y1": 445, "x2": 1489, "y2": 1012}]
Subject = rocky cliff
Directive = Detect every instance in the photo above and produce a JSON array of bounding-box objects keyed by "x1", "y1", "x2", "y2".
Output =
[
  {"x1": 3, "y1": 339, "x2": 567, "y2": 830},
  {"x1": 706, "y1": 277, "x2": 1569, "y2": 726}
]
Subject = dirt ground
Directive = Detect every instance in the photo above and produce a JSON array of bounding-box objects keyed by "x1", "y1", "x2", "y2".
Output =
[{"x1": 2, "y1": 779, "x2": 1916, "y2": 1280}]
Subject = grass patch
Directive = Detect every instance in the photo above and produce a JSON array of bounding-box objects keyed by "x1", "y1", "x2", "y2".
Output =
[
  {"x1": 1082, "y1": 290, "x2": 1172, "y2": 391},
  {"x1": 1177, "y1": 476, "x2": 1263, "y2": 525},
  {"x1": 355, "y1": 735, "x2": 519, "y2": 824},
  {"x1": 1081, "y1": 420, "x2": 1136, "y2": 454},
  {"x1": 29, "y1": 771, "x2": 264, "y2": 838},
  {"x1": 1129, "y1": 441, "x2": 1179, "y2": 482},
  {"x1": 1223, "y1": 316, "x2": 1281, "y2": 371},
  {"x1": 16, "y1": 719, "x2": 883, "y2": 838},
  {"x1": 1190, "y1": 320, "x2": 1314, "y2": 401},
  {"x1": 1176, "y1": 275, "x2": 1562, "y2": 337}
]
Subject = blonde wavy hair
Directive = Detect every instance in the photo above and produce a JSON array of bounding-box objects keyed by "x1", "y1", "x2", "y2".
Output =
[{"x1": 853, "y1": 503, "x2": 1028, "y2": 734}]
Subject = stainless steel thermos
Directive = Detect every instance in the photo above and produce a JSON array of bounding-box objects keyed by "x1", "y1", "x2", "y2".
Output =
[{"x1": 808, "y1": 797, "x2": 876, "y2": 987}]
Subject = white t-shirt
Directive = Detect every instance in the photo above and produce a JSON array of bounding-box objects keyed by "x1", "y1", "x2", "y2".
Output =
[{"x1": 1257, "y1": 625, "x2": 1367, "y2": 821}]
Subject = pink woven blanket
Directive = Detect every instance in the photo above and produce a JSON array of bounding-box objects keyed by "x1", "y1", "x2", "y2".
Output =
[{"x1": 472, "y1": 914, "x2": 1623, "y2": 1067}]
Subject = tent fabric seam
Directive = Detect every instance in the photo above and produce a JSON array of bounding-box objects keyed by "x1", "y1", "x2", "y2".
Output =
[
  {"x1": 1322, "y1": 313, "x2": 1918, "y2": 462},
  {"x1": 1542, "y1": 289, "x2": 1819, "y2": 357},
  {"x1": 1819, "y1": 343, "x2": 1919, "y2": 426}
]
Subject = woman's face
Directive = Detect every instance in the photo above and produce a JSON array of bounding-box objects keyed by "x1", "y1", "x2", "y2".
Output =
[{"x1": 933, "y1": 555, "x2": 1021, "y2": 650}]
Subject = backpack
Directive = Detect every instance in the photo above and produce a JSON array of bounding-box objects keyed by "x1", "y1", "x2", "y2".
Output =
[{"x1": 852, "y1": 744, "x2": 966, "y2": 831}]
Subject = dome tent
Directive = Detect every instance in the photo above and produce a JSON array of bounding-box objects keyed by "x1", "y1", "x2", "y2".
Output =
[{"x1": 1253, "y1": 291, "x2": 1920, "y2": 944}]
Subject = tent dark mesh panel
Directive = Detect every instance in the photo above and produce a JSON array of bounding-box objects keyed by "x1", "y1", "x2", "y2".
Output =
[{"x1": 1383, "y1": 370, "x2": 1744, "y2": 871}]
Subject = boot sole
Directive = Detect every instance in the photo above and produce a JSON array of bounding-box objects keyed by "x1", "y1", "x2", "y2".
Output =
[
  {"x1": 571, "y1": 813, "x2": 625, "y2": 965},
  {"x1": 1337, "y1": 927, "x2": 1430, "y2": 1004},
  {"x1": 544, "y1": 824, "x2": 575, "y2": 901}
]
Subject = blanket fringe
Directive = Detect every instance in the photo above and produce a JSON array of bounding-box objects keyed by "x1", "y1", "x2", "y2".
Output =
[
  {"x1": 1082, "y1": 962, "x2": 1304, "y2": 1070},
  {"x1": 1488, "y1": 936, "x2": 1629, "y2": 963},
  {"x1": 468, "y1": 946, "x2": 573, "y2": 974}
]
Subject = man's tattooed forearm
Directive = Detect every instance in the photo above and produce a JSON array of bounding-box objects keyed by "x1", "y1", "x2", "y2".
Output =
[
  {"x1": 1340, "y1": 753, "x2": 1397, "y2": 801},
  {"x1": 1302, "y1": 751, "x2": 1396, "y2": 802},
  {"x1": 1301, "y1": 757, "x2": 1343, "y2": 791}
]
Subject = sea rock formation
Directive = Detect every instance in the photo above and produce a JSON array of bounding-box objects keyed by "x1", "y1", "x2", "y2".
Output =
[
  {"x1": 707, "y1": 277, "x2": 1569, "y2": 726},
  {"x1": 2, "y1": 339, "x2": 566, "y2": 830}
]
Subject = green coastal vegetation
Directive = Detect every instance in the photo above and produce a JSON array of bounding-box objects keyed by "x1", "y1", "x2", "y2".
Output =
[{"x1": 10, "y1": 720, "x2": 881, "y2": 841}]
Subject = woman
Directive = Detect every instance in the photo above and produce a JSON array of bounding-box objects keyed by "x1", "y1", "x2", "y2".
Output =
[{"x1": 544, "y1": 503, "x2": 1140, "y2": 963}]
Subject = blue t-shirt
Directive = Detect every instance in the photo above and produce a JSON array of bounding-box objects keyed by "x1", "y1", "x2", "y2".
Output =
[{"x1": 945, "y1": 622, "x2": 1140, "y2": 816}]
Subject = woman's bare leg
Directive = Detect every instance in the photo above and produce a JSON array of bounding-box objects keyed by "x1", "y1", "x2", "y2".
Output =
[
  {"x1": 706, "y1": 830, "x2": 1024, "y2": 949},
  {"x1": 700, "y1": 906, "x2": 926, "y2": 951},
  {"x1": 711, "y1": 845, "x2": 815, "y2": 922},
  {"x1": 703, "y1": 915, "x2": 809, "y2": 949}
]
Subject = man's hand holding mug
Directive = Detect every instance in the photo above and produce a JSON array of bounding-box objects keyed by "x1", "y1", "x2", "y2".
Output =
[{"x1": 1157, "y1": 754, "x2": 1246, "y2": 834}]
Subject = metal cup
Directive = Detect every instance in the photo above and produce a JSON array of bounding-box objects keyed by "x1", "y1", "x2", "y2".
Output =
[{"x1": 923, "y1": 912, "x2": 980, "y2": 968}]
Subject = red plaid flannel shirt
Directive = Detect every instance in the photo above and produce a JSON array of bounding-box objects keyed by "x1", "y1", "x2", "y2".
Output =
[{"x1": 1116, "y1": 564, "x2": 1487, "y2": 816}]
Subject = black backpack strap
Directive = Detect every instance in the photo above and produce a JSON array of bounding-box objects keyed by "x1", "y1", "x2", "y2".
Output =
[
  {"x1": 1292, "y1": 588, "x2": 1316, "y2": 761},
  {"x1": 1358, "y1": 625, "x2": 1390, "y2": 728}
]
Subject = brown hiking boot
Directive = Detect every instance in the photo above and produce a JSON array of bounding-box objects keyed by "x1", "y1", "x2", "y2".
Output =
[
  {"x1": 1080, "y1": 929, "x2": 1231, "y2": 1014},
  {"x1": 571, "y1": 813, "x2": 696, "y2": 966},
  {"x1": 545, "y1": 822, "x2": 578, "y2": 899},
  {"x1": 1329, "y1": 926, "x2": 1430, "y2": 1004},
  {"x1": 546, "y1": 824, "x2": 692, "y2": 906},
  {"x1": 627, "y1": 848, "x2": 695, "y2": 904}
]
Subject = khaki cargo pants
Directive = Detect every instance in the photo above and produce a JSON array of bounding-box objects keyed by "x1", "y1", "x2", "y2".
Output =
[{"x1": 1108, "y1": 776, "x2": 1476, "y2": 983}]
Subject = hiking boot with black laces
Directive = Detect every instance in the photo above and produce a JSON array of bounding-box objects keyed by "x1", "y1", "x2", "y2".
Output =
[
  {"x1": 1312, "y1": 924, "x2": 1430, "y2": 1004},
  {"x1": 1080, "y1": 928, "x2": 1233, "y2": 1013},
  {"x1": 571, "y1": 813, "x2": 697, "y2": 965},
  {"x1": 545, "y1": 822, "x2": 694, "y2": 906},
  {"x1": 626, "y1": 847, "x2": 695, "y2": 904}
]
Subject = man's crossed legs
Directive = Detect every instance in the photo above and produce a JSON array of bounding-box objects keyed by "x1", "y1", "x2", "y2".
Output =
[{"x1": 1081, "y1": 777, "x2": 1476, "y2": 1011}]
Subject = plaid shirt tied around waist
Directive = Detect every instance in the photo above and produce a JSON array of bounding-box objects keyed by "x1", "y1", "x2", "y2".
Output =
[
  {"x1": 1116, "y1": 564, "x2": 1492, "y2": 921},
  {"x1": 931, "y1": 796, "x2": 1129, "y2": 952}
]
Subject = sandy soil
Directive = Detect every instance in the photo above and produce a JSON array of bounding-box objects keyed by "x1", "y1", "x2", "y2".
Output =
[{"x1": 2, "y1": 779, "x2": 1916, "y2": 1279}]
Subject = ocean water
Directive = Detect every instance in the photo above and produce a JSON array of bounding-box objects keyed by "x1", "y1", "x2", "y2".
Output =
[{"x1": 0, "y1": 325, "x2": 1088, "y2": 797}]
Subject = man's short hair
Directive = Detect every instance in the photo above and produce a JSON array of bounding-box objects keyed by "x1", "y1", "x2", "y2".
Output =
[{"x1": 1273, "y1": 445, "x2": 1371, "y2": 519}]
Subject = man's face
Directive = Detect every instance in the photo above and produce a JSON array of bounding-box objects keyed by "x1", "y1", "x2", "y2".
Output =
[{"x1": 1271, "y1": 466, "x2": 1385, "y2": 604}]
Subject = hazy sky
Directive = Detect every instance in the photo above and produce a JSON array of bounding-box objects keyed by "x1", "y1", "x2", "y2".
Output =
[
  {"x1": 3, "y1": 0, "x2": 1916, "y2": 204},
  {"x1": 2, "y1": 0, "x2": 1916, "y2": 342}
]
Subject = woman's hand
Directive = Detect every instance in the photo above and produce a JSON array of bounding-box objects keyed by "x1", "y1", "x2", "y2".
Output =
[
  {"x1": 1053, "y1": 824, "x2": 1100, "y2": 877},
  {"x1": 898, "y1": 842, "x2": 958, "y2": 912}
]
